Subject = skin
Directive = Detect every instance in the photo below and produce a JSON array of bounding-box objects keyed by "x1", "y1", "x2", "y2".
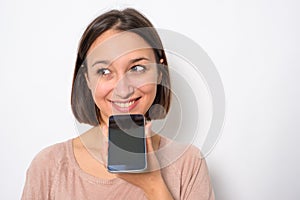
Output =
[
  {"x1": 73, "y1": 30, "x2": 174, "y2": 200},
  {"x1": 85, "y1": 30, "x2": 159, "y2": 123}
]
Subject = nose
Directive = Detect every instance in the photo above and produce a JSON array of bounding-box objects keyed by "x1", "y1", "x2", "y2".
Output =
[{"x1": 114, "y1": 75, "x2": 134, "y2": 99}]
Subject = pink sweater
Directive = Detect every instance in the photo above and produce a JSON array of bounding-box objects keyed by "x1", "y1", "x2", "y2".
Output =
[{"x1": 22, "y1": 137, "x2": 214, "y2": 200}]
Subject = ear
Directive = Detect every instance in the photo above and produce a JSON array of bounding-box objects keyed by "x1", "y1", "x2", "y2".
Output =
[
  {"x1": 84, "y1": 72, "x2": 92, "y2": 90},
  {"x1": 157, "y1": 58, "x2": 164, "y2": 84}
]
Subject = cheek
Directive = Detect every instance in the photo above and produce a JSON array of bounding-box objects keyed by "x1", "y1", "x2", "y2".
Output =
[
  {"x1": 140, "y1": 83, "x2": 157, "y2": 101},
  {"x1": 131, "y1": 74, "x2": 158, "y2": 91},
  {"x1": 91, "y1": 81, "x2": 113, "y2": 104}
]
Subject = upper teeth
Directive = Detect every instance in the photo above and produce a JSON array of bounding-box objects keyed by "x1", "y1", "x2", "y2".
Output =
[{"x1": 114, "y1": 100, "x2": 135, "y2": 108}]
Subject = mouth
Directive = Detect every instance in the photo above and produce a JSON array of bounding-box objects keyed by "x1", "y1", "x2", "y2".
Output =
[{"x1": 109, "y1": 97, "x2": 141, "y2": 112}]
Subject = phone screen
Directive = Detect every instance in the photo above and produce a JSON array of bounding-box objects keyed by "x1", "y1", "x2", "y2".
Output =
[{"x1": 107, "y1": 114, "x2": 147, "y2": 173}]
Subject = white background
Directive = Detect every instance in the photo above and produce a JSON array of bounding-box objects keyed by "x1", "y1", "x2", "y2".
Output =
[{"x1": 1, "y1": 0, "x2": 300, "y2": 199}]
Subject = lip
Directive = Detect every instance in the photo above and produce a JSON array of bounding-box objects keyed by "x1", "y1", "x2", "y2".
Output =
[{"x1": 109, "y1": 97, "x2": 141, "y2": 113}]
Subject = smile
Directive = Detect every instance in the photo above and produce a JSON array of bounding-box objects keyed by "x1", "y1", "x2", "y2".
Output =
[
  {"x1": 110, "y1": 97, "x2": 141, "y2": 111},
  {"x1": 113, "y1": 100, "x2": 135, "y2": 108}
]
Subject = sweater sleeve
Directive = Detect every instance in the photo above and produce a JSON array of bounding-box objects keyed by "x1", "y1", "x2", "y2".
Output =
[
  {"x1": 180, "y1": 147, "x2": 215, "y2": 200},
  {"x1": 21, "y1": 144, "x2": 61, "y2": 200}
]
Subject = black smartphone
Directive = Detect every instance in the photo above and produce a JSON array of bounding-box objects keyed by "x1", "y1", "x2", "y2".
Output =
[{"x1": 107, "y1": 114, "x2": 147, "y2": 173}]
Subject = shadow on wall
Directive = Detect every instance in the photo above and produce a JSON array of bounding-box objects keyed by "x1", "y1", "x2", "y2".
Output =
[{"x1": 209, "y1": 164, "x2": 230, "y2": 200}]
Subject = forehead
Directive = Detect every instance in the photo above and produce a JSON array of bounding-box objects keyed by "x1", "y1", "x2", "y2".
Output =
[{"x1": 87, "y1": 30, "x2": 155, "y2": 64}]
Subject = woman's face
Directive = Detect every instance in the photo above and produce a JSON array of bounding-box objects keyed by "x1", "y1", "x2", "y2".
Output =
[{"x1": 85, "y1": 30, "x2": 160, "y2": 125}]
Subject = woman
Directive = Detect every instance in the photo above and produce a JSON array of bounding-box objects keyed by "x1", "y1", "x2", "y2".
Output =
[{"x1": 22, "y1": 8, "x2": 214, "y2": 200}]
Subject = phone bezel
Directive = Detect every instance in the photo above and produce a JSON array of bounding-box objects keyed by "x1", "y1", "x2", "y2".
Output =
[{"x1": 107, "y1": 114, "x2": 147, "y2": 173}]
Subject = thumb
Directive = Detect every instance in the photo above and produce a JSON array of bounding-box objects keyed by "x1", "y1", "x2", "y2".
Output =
[
  {"x1": 145, "y1": 121, "x2": 154, "y2": 153},
  {"x1": 145, "y1": 121, "x2": 152, "y2": 138}
]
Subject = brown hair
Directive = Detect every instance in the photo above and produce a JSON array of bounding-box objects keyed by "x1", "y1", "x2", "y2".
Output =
[{"x1": 71, "y1": 8, "x2": 171, "y2": 126}]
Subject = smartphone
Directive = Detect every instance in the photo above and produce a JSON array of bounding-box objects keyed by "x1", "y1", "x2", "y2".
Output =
[{"x1": 107, "y1": 114, "x2": 147, "y2": 173}]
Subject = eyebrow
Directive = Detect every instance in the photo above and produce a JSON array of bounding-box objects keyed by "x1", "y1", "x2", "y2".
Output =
[
  {"x1": 91, "y1": 57, "x2": 150, "y2": 67},
  {"x1": 91, "y1": 60, "x2": 110, "y2": 67},
  {"x1": 130, "y1": 57, "x2": 150, "y2": 63}
]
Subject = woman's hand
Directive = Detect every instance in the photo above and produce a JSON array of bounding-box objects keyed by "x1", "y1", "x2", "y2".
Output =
[{"x1": 101, "y1": 122, "x2": 174, "y2": 200}]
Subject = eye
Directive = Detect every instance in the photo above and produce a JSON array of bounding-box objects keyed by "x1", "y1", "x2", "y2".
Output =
[
  {"x1": 97, "y1": 68, "x2": 111, "y2": 76},
  {"x1": 130, "y1": 65, "x2": 146, "y2": 72}
]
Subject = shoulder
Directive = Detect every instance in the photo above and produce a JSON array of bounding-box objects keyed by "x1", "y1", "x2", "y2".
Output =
[
  {"x1": 22, "y1": 140, "x2": 73, "y2": 199},
  {"x1": 27, "y1": 139, "x2": 71, "y2": 173},
  {"x1": 159, "y1": 137, "x2": 214, "y2": 197},
  {"x1": 160, "y1": 136, "x2": 203, "y2": 160},
  {"x1": 175, "y1": 144, "x2": 214, "y2": 199},
  {"x1": 176, "y1": 143, "x2": 204, "y2": 174},
  {"x1": 180, "y1": 143, "x2": 203, "y2": 164},
  {"x1": 159, "y1": 137, "x2": 204, "y2": 173}
]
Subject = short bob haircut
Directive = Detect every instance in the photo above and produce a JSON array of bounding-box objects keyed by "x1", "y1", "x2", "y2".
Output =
[{"x1": 71, "y1": 8, "x2": 171, "y2": 126}]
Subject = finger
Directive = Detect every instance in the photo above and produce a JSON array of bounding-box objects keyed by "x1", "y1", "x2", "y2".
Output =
[
  {"x1": 146, "y1": 135, "x2": 161, "y2": 172},
  {"x1": 146, "y1": 136, "x2": 155, "y2": 153},
  {"x1": 144, "y1": 122, "x2": 154, "y2": 153},
  {"x1": 145, "y1": 121, "x2": 152, "y2": 138}
]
